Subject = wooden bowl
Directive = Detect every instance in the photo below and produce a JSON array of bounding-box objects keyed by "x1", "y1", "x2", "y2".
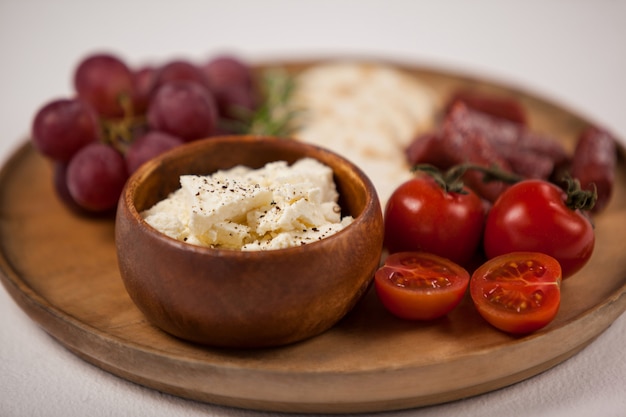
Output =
[{"x1": 115, "y1": 135, "x2": 384, "y2": 348}]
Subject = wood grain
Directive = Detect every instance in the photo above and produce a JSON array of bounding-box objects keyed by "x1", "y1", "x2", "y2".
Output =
[{"x1": 0, "y1": 61, "x2": 625, "y2": 413}]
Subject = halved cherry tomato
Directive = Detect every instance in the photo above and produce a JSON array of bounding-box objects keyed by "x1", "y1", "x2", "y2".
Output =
[
  {"x1": 374, "y1": 251, "x2": 470, "y2": 321},
  {"x1": 470, "y1": 252, "x2": 562, "y2": 334},
  {"x1": 483, "y1": 179, "x2": 595, "y2": 279}
]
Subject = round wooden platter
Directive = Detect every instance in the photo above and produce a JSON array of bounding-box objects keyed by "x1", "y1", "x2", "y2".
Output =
[{"x1": 1, "y1": 60, "x2": 626, "y2": 414}]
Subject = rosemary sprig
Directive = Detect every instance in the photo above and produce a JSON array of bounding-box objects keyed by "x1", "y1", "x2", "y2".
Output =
[{"x1": 225, "y1": 68, "x2": 302, "y2": 137}]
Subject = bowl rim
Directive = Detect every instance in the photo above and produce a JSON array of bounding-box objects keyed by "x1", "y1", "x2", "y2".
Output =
[{"x1": 118, "y1": 134, "x2": 382, "y2": 257}]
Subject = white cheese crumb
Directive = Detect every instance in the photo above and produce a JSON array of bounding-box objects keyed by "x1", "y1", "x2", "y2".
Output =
[{"x1": 141, "y1": 157, "x2": 353, "y2": 250}]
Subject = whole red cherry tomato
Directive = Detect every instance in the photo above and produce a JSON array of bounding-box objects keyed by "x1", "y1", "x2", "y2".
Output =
[
  {"x1": 384, "y1": 173, "x2": 485, "y2": 267},
  {"x1": 483, "y1": 179, "x2": 595, "y2": 278},
  {"x1": 470, "y1": 252, "x2": 562, "y2": 334},
  {"x1": 375, "y1": 251, "x2": 470, "y2": 321}
]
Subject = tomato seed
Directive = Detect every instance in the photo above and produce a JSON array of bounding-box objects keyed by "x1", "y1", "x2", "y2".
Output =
[
  {"x1": 486, "y1": 285, "x2": 543, "y2": 312},
  {"x1": 388, "y1": 271, "x2": 452, "y2": 289}
]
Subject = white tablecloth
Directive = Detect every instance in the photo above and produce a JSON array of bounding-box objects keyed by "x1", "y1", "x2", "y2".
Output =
[{"x1": 1, "y1": 1, "x2": 625, "y2": 416}]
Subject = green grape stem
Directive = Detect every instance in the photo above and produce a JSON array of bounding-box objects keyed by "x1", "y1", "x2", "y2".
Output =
[{"x1": 99, "y1": 93, "x2": 146, "y2": 154}]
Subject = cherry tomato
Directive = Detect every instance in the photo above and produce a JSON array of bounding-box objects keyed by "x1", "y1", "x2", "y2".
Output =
[
  {"x1": 384, "y1": 174, "x2": 485, "y2": 266},
  {"x1": 375, "y1": 251, "x2": 470, "y2": 321},
  {"x1": 470, "y1": 252, "x2": 562, "y2": 334},
  {"x1": 483, "y1": 179, "x2": 595, "y2": 279}
]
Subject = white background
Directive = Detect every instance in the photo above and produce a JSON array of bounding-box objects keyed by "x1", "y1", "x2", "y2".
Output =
[{"x1": 1, "y1": 1, "x2": 625, "y2": 416}]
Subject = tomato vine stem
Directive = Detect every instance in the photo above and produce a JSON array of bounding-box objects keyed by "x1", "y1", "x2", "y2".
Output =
[
  {"x1": 412, "y1": 162, "x2": 598, "y2": 213},
  {"x1": 560, "y1": 175, "x2": 598, "y2": 212},
  {"x1": 411, "y1": 163, "x2": 523, "y2": 194}
]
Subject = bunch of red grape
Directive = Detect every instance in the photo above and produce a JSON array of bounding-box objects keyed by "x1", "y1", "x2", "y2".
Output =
[{"x1": 31, "y1": 52, "x2": 258, "y2": 214}]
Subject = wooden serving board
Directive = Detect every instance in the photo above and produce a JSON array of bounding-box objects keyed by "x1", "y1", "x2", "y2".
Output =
[{"x1": 1, "y1": 61, "x2": 625, "y2": 414}]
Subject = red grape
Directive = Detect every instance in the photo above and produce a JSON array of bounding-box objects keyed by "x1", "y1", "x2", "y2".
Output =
[
  {"x1": 125, "y1": 131, "x2": 184, "y2": 174},
  {"x1": 152, "y1": 60, "x2": 211, "y2": 93},
  {"x1": 31, "y1": 98, "x2": 100, "y2": 162},
  {"x1": 53, "y1": 162, "x2": 96, "y2": 215},
  {"x1": 32, "y1": 53, "x2": 263, "y2": 216},
  {"x1": 147, "y1": 80, "x2": 218, "y2": 141},
  {"x1": 132, "y1": 66, "x2": 157, "y2": 114},
  {"x1": 214, "y1": 85, "x2": 258, "y2": 122},
  {"x1": 66, "y1": 143, "x2": 128, "y2": 212},
  {"x1": 74, "y1": 53, "x2": 135, "y2": 118},
  {"x1": 203, "y1": 55, "x2": 253, "y2": 90},
  {"x1": 203, "y1": 55, "x2": 258, "y2": 123}
]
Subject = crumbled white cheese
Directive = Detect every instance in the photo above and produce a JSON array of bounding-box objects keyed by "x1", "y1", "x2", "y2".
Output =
[{"x1": 141, "y1": 158, "x2": 353, "y2": 250}]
